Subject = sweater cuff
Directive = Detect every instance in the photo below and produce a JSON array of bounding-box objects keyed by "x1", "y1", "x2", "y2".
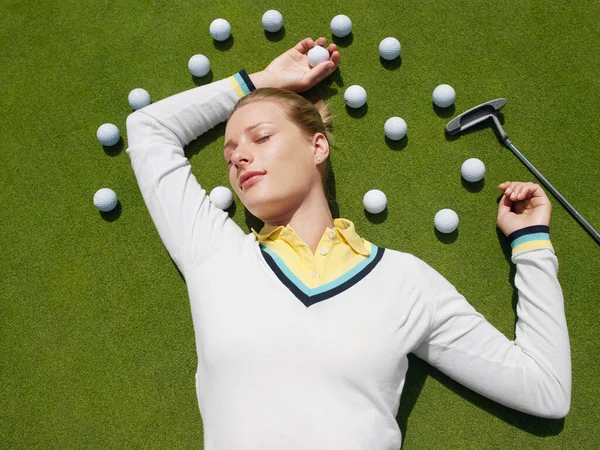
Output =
[
  {"x1": 507, "y1": 225, "x2": 553, "y2": 256},
  {"x1": 227, "y1": 69, "x2": 257, "y2": 99}
]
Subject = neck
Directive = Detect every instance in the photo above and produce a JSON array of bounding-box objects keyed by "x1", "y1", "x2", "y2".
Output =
[{"x1": 264, "y1": 189, "x2": 334, "y2": 255}]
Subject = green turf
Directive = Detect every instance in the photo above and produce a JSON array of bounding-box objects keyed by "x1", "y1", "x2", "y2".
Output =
[{"x1": 2, "y1": 0, "x2": 599, "y2": 448}]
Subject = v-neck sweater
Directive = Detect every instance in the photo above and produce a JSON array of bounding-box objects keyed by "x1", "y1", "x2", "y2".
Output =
[{"x1": 125, "y1": 72, "x2": 571, "y2": 450}]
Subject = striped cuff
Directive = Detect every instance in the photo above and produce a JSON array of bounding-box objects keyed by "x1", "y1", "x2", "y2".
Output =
[
  {"x1": 507, "y1": 225, "x2": 553, "y2": 256},
  {"x1": 227, "y1": 69, "x2": 257, "y2": 98}
]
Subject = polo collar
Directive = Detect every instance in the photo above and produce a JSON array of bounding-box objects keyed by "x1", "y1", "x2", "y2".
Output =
[{"x1": 251, "y1": 218, "x2": 370, "y2": 256}]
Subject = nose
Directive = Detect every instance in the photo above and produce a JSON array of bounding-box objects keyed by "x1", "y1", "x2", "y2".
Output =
[{"x1": 230, "y1": 143, "x2": 253, "y2": 167}]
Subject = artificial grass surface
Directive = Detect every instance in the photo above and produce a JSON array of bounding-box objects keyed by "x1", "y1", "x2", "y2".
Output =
[{"x1": 1, "y1": 0, "x2": 599, "y2": 448}]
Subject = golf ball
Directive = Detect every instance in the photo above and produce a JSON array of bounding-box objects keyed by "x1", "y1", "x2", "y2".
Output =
[
  {"x1": 344, "y1": 85, "x2": 367, "y2": 108},
  {"x1": 188, "y1": 54, "x2": 211, "y2": 77},
  {"x1": 379, "y1": 37, "x2": 401, "y2": 60},
  {"x1": 434, "y1": 209, "x2": 459, "y2": 233},
  {"x1": 128, "y1": 88, "x2": 151, "y2": 110},
  {"x1": 363, "y1": 189, "x2": 387, "y2": 214},
  {"x1": 94, "y1": 188, "x2": 118, "y2": 212},
  {"x1": 209, "y1": 186, "x2": 234, "y2": 210},
  {"x1": 307, "y1": 45, "x2": 330, "y2": 68},
  {"x1": 262, "y1": 10, "x2": 283, "y2": 33},
  {"x1": 432, "y1": 84, "x2": 456, "y2": 108},
  {"x1": 96, "y1": 123, "x2": 120, "y2": 146},
  {"x1": 384, "y1": 117, "x2": 407, "y2": 140},
  {"x1": 330, "y1": 14, "x2": 352, "y2": 38},
  {"x1": 210, "y1": 18, "x2": 231, "y2": 41},
  {"x1": 461, "y1": 158, "x2": 486, "y2": 183}
]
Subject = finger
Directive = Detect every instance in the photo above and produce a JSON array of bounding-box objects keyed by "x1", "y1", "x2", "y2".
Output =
[
  {"x1": 513, "y1": 182, "x2": 532, "y2": 200},
  {"x1": 329, "y1": 50, "x2": 341, "y2": 67},
  {"x1": 326, "y1": 42, "x2": 338, "y2": 53},
  {"x1": 315, "y1": 36, "x2": 327, "y2": 46},
  {"x1": 519, "y1": 182, "x2": 545, "y2": 201},
  {"x1": 498, "y1": 181, "x2": 511, "y2": 189},
  {"x1": 508, "y1": 182, "x2": 523, "y2": 199},
  {"x1": 497, "y1": 190, "x2": 513, "y2": 216},
  {"x1": 505, "y1": 181, "x2": 520, "y2": 197},
  {"x1": 304, "y1": 60, "x2": 335, "y2": 86},
  {"x1": 294, "y1": 37, "x2": 315, "y2": 54},
  {"x1": 511, "y1": 182, "x2": 536, "y2": 201}
]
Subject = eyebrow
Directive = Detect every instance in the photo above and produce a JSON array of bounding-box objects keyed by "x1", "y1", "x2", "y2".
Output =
[{"x1": 223, "y1": 121, "x2": 275, "y2": 156}]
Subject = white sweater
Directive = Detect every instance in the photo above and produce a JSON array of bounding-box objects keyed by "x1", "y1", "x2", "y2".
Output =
[{"x1": 125, "y1": 73, "x2": 571, "y2": 450}]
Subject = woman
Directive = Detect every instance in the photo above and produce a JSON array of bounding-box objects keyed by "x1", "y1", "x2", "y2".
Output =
[{"x1": 126, "y1": 37, "x2": 570, "y2": 449}]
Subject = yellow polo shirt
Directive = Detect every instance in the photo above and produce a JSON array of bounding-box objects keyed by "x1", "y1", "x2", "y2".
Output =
[{"x1": 251, "y1": 218, "x2": 372, "y2": 289}]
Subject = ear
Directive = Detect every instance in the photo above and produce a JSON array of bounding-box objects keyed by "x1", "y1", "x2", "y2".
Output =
[{"x1": 312, "y1": 132, "x2": 329, "y2": 163}]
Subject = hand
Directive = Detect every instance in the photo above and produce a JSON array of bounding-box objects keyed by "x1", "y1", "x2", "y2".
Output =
[
  {"x1": 249, "y1": 37, "x2": 340, "y2": 92},
  {"x1": 497, "y1": 181, "x2": 552, "y2": 236}
]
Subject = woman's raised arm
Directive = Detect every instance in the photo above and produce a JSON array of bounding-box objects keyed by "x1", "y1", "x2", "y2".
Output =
[{"x1": 125, "y1": 37, "x2": 339, "y2": 273}]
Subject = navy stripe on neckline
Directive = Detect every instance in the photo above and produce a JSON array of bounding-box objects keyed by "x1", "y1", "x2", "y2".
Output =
[{"x1": 259, "y1": 245, "x2": 386, "y2": 308}]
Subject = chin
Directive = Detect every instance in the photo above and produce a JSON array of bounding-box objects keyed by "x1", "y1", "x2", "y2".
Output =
[{"x1": 241, "y1": 180, "x2": 308, "y2": 220}]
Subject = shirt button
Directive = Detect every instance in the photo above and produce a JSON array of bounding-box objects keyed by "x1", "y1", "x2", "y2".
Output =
[
  {"x1": 328, "y1": 231, "x2": 335, "y2": 239},
  {"x1": 320, "y1": 249, "x2": 328, "y2": 255}
]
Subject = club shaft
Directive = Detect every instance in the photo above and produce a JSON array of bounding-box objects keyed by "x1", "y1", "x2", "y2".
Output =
[{"x1": 507, "y1": 143, "x2": 600, "y2": 244}]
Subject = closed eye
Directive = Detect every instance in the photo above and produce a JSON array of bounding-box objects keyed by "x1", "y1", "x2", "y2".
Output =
[
  {"x1": 256, "y1": 135, "x2": 271, "y2": 143},
  {"x1": 226, "y1": 135, "x2": 271, "y2": 166}
]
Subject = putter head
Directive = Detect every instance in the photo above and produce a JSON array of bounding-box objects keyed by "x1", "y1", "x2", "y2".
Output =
[{"x1": 446, "y1": 98, "x2": 507, "y2": 136}]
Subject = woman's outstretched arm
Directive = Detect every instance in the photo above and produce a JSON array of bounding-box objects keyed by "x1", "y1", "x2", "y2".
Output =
[
  {"x1": 125, "y1": 37, "x2": 339, "y2": 273},
  {"x1": 412, "y1": 182, "x2": 571, "y2": 418}
]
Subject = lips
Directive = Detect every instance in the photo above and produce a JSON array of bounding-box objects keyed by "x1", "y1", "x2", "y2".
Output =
[{"x1": 240, "y1": 171, "x2": 266, "y2": 189}]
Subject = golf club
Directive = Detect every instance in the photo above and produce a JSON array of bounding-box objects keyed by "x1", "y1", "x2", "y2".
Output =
[{"x1": 446, "y1": 99, "x2": 600, "y2": 245}]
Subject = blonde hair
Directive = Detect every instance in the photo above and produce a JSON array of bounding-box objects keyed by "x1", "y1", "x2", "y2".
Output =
[{"x1": 229, "y1": 88, "x2": 335, "y2": 193}]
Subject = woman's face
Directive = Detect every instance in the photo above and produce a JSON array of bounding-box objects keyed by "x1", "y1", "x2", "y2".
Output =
[{"x1": 224, "y1": 101, "x2": 327, "y2": 223}]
